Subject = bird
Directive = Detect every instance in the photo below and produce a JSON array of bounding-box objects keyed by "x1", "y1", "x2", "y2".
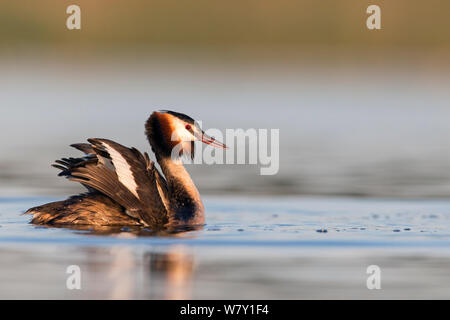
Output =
[{"x1": 25, "y1": 110, "x2": 226, "y2": 230}]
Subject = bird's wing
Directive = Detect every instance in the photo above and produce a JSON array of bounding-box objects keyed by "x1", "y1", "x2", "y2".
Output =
[
  {"x1": 144, "y1": 152, "x2": 170, "y2": 211},
  {"x1": 52, "y1": 153, "x2": 98, "y2": 193},
  {"x1": 70, "y1": 143, "x2": 95, "y2": 155},
  {"x1": 52, "y1": 139, "x2": 168, "y2": 226}
]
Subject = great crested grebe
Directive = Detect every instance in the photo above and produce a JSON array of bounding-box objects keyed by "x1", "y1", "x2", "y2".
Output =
[{"x1": 25, "y1": 110, "x2": 226, "y2": 229}]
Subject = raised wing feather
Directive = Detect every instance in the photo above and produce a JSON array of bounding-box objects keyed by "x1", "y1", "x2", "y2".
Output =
[{"x1": 52, "y1": 139, "x2": 169, "y2": 227}]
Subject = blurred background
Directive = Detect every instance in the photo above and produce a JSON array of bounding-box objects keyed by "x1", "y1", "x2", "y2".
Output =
[{"x1": 1, "y1": 0, "x2": 450, "y2": 198}]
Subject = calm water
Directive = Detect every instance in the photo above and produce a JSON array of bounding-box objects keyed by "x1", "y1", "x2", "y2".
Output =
[
  {"x1": 1, "y1": 57, "x2": 450, "y2": 299},
  {"x1": 2, "y1": 57, "x2": 450, "y2": 198},
  {"x1": 1, "y1": 195, "x2": 450, "y2": 299}
]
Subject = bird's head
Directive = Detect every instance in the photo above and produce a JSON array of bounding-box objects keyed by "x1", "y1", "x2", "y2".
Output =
[{"x1": 146, "y1": 110, "x2": 226, "y2": 160}]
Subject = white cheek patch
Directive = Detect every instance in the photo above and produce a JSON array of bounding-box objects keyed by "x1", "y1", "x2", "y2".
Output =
[
  {"x1": 171, "y1": 118, "x2": 195, "y2": 143},
  {"x1": 102, "y1": 141, "x2": 140, "y2": 199}
]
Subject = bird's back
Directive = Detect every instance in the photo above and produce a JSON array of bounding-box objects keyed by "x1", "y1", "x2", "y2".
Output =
[{"x1": 26, "y1": 193, "x2": 142, "y2": 226}]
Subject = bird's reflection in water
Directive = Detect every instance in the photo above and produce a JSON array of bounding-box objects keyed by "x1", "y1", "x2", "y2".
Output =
[
  {"x1": 145, "y1": 245, "x2": 194, "y2": 299},
  {"x1": 107, "y1": 245, "x2": 136, "y2": 299},
  {"x1": 43, "y1": 223, "x2": 203, "y2": 238},
  {"x1": 99, "y1": 244, "x2": 194, "y2": 299},
  {"x1": 75, "y1": 227, "x2": 196, "y2": 299}
]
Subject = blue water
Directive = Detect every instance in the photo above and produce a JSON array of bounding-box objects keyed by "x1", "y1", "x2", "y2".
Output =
[
  {"x1": 2, "y1": 51, "x2": 450, "y2": 299},
  {"x1": 1, "y1": 196, "x2": 450, "y2": 299}
]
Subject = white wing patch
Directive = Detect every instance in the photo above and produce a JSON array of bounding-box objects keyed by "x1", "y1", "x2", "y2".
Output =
[{"x1": 102, "y1": 141, "x2": 140, "y2": 199}]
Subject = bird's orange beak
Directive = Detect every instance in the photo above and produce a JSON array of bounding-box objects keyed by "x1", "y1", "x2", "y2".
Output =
[{"x1": 201, "y1": 133, "x2": 227, "y2": 149}]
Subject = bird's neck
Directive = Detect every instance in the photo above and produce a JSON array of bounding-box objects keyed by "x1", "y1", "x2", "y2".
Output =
[{"x1": 157, "y1": 156, "x2": 205, "y2": 226}]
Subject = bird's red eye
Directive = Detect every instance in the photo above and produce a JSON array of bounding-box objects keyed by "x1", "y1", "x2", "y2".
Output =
[{"x1": 185, "y1": 124, "x2": 191, "y2": 130}]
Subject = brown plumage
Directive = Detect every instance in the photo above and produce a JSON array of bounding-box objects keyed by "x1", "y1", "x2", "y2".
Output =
[
  {"x1": 25, "y1": 110, "x2": 226, "y2": 230},
  {"x1": 29, "y1": 193, "x2": 141, "y2": 226}
]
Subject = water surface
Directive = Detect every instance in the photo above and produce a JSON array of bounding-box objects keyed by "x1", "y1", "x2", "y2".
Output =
[{"x1": 1, "y1": 196, "x2": 450, "y2": 299}]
